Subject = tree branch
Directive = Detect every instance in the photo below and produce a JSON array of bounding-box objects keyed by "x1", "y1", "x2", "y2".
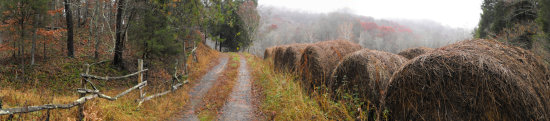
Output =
[{"x1": 80, "y1": 69, "x2": 148, "y2": 80}]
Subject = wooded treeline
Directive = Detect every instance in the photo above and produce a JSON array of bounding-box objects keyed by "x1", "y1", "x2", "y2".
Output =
[
  {"x1": 249, "y1": 6, "x2": 472, "y2": 55},
  {"x1": 0, "y1": 0, "x2": 259, "y2": 81},
  {"x1": 475, "y1": 0, "x2": 550, "y2": 63}
]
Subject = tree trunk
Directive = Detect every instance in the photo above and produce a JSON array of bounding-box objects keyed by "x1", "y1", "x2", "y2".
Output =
[
  {"x1": 76, "y1": 0, "x2": 81, "y2": 28},
  {"x1": 31, "y1": 14, "x2": 39, "y2": 65},
  {"x1": 20, "y1": 17, "x2": 26, "y2": 83},
  {"x1": 183, "y1": 39, "x2": 187, "y2": 75},
  {"x1": 65, "y1": 0, "x2": 75, "y2": 58},
  {"x1": 94, "y1": 0, "x2": 100, "y2": 60},
  {"x1": 113, "y1": 0, "x2": 125, "y2": 68},
  {"x1": 81, "y1": 0, "x2": 89, "y2": 27}
]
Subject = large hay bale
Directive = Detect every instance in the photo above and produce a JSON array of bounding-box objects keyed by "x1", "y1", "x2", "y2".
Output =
[
  {"x1": 397, "y1": 47, "x2": 434, "y2": 59},
  {"x1": 281, "y1": 44, "x2": 311, "y2": 72},
  {"x1": 264, "y1": 47, "x2": 275, "y2": 60},
  {"x1": 383, "y1": 39, "x2": 550, "y2": 120},
  {"x1": 273, "y1": 45, "x2": 289, "y2": 71},
  {"x1": 330, "y1": 49, "x2": 407, "y2": 108},
  {"x1": 300, "y1": 40, "x2": 362, "y2": 91}
]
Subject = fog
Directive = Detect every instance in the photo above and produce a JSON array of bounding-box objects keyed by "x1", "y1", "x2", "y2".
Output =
[{"x1": 249, "y1": 6, "x2": 473, "y2": 55}]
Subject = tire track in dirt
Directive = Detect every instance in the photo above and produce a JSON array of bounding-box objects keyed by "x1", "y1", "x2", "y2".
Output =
[
  {"x1": 218, "y1": 55, "x2": 254, "y2": 121},
  {"x1": 178, "y1": 56, "x2": 229, "y2": 121}
]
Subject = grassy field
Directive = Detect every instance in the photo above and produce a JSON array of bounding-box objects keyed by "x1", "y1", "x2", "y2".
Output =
[{"x1": 244, "y1": 53, "x2": 367, "y2": 121}]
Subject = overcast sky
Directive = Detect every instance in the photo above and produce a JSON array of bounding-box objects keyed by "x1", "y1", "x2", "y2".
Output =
[{"x1": 258, "y1": 0, "x2": 483, "y2": 29}]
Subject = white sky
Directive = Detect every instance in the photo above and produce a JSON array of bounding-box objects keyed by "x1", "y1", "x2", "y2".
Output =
[{"x1": 259, "y1": 0, "x2": 483, "y2": 29}]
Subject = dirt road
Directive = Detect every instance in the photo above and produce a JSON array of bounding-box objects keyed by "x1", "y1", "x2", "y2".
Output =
[
  {"x1": 179, "y1": 56, "x2": 229, "y2": 121},
  {"x1": 217, "y1": 55, "x2": 254, "y2": 121}
]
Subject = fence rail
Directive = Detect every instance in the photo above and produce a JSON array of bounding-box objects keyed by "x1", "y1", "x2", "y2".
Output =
[{"x1": 0, "y1": 59, "x2": 186, "y2": 120}]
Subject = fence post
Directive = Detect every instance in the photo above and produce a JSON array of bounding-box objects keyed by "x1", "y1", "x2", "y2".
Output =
[
  {"x1": 78, "y1": 65, "x2": 90, "y2": 121},
  {"x1": 138, "y1": 59, "x2": 144, "y2": 99}
]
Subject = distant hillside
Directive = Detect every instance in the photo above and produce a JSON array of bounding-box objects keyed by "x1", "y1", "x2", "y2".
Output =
[{"x1": 251, "y1": 6, "x2": 472, "y2": 55}]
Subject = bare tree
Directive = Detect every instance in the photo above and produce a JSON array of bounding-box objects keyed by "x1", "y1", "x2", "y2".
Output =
[
  {"x1": 113, "y1": 0, "x2": 125, "y2": 67},
  {"x1": 65, "y1": 0, "x2": 75, "y2": 58}
]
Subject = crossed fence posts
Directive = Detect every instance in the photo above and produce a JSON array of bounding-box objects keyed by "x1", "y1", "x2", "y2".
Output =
[{"x1": 0, "y1": 59, "x2": 186, "y2": 120}]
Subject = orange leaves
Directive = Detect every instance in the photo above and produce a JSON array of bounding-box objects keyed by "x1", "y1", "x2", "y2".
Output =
[
  {"x1": 2, "y1": 10, "x2": 10, "y2": 15},
  {"x1": 0, "y1": 43, "x2": 15, "y2": 51},
  {"x1": 37, "y1": 28, "x2": 66, "y2": 39},
  {"x1": 47, "y1": 8, "x2": 64, "y2": 16}
]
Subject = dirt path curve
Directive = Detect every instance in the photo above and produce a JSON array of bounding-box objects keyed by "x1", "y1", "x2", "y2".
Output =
[
  {"x1": 179, "y1": 56, "x2": 229, "y2": 121},
  {"x1": 218, "y1": 55, "x2": 255, "y2": 121}
]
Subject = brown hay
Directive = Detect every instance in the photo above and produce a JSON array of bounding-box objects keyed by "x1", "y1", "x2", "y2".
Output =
[
  {"x1": 281, "y1": 44, "x2": 311, "y2": 72},
  {"x1": 300, "y1": 40, "x2": 362, "y2": 91},
  {"x1": 273, "y1": 45, "x2": 290, "y2": 71},
  {"x1": 383, "y1": 39, "x2": 550, "y2": 120},
  {"x1": 264, "y1": 47, "x2": 275, "y2": 60},
  {"x1": 329, "y1": 49, "x2": 407, "y2": 108},
  {"x1": 397, "y1": 47, "x2": 434, "y2": 59}
]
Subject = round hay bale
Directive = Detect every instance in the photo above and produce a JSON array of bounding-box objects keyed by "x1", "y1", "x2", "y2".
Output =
[
  {"x1": 397, "y1": 47, "x2": 434, "y2": 59},
  {"x1": 281, "y1": 44, "x2": 311, "y2": 72},
  {"x1": 330, "y1": 49, "x2": 407, "y2": 108},
  {"x1": 273, "y1": 45, "x2": 289, "y2": 71},
  {"x1": 383, "y1": 39, "x2": 550, "y2": 120},
  {"x1": 300, "y1": 40, "x2": 362, "y2": 91},
  {"x1": 264, "y1": 47, "x2": 275, "y2": 60}
]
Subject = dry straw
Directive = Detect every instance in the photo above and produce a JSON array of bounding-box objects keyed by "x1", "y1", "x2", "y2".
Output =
[
  {"x1": 281, "y1": 44, "x2": 311, "y2": 73},
  {"x1": 299, "y1": 40, "x2": 362, "y2": 91},
  {"x1": 397, "y1": 47, "x2": 434, "y2": 59},
  {"x1": 264, "y1": 47, "x2": 275, "y2": 60},
  {"x1": 273, "y1": 45, "x2": 290, "y2": 71},
  {"x1": 383, "y1": 39, "x2": 550, "y2": 120},
  {"x1": 330, "y1": 49, "x2": 407, "y2": 109}
]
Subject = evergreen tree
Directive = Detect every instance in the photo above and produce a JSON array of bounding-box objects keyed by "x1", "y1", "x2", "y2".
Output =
[
  {"x1": 131, "y1": 0, "x2": 181, "y2": 59},
  {"x1": 475, "y1": 0, "x2": 538, "y2": 49}
]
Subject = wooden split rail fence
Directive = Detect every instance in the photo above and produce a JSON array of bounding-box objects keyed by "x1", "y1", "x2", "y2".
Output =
[{"x1": 0, "y1": 59, "x2": 187, "y2": 120}]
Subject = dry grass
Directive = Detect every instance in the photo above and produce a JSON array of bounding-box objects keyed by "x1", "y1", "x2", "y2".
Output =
[
  {"x1": 329, "y1": 49, "x2": 408, "y2": 120},
  {"x1": 264, "y1": 47, "x2": 275, "y2": 60},
  {"x1": 196, "y1": 53, "x2": 240, "y2": 120},
  {"x1": 0, "y1": 43, "x2": 222, "y2": 120},
  {"x1": 187, "y1": 43, "x2": 221, "y2": 81},
  {"x1": 384, "y1": 39, "x2": 550, "y2": 120},
  {"x1": 397, "y1": 47, "x2": 433, "y2": 59},
  {"x1": 244, "y1": 53, "x2": 355, "y2": 121},
  {"x1": 300, "y1": 40, "x2": 362, "y2": 92}
]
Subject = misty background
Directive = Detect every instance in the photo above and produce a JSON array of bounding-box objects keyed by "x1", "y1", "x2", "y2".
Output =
[{"x1": 244, "y1": 6, "x2": 473, "y2": 56}]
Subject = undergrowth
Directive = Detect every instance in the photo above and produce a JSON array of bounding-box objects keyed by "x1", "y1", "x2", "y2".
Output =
[
  {"x1": 0, "y1": 43, "x2": 221, "y2": 120},
  {"x1": 244, "y1": 53, "x2": 357, "y2": 120}
]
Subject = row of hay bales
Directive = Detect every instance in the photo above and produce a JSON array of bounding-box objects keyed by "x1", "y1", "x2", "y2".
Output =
[{"x1": 264, "y1": 39, "x2": 550, "y2": 120}]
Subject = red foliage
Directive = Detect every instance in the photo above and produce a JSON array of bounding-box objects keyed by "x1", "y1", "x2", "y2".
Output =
[
  {"x1": 359, "y1": 20, "x2": 413, "y2": 34},
  {"x1": 378, "y1": 26, "x2": 396, "y2": 33},
  {"x1": 360, "y1": 22, "x2": 378, "y2": 31},
  {"x1": 268, "y1": 24, "x2": 278, "y2": 31},
  {"x1": 396, "y1": 25, "x2": 412, "y2": 33}
]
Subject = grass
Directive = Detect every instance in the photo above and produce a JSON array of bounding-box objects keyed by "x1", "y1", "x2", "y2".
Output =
[
  {"x1": 243, "y1": 53, "x2": 357, "y2": 120},
  {"x1": 197, "y1": 53, "x2": 240, "y2": 121},
  {"x1": 0, "y1": 43, "x2": 222, "y2": 120}
]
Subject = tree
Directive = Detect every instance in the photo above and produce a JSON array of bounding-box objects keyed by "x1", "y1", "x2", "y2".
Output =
[
  {"x1": 475, "y1": 0, "x2": 538, "y2": 49},
  {"x1": 1, "y1": 0, "x2": 48, "y2": 82},
  {"x1": 113, "y1": 0, "x2": 125, "y2": 67},
  {"x1": 236, "y1": 0, "x2": 260, "y2": 51},
  {"x1": 65, "y1": 0, "x2": 74, "y2": 57},
  {"x1": 538, "y1": 0, "x2": 550, "y2": 36},
  {"x1": 213, "y1": 0, "x2": 257, "y2": 52},
  {"x1": 131, "y1": 0, "x2": 181, "y2": 60}
]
